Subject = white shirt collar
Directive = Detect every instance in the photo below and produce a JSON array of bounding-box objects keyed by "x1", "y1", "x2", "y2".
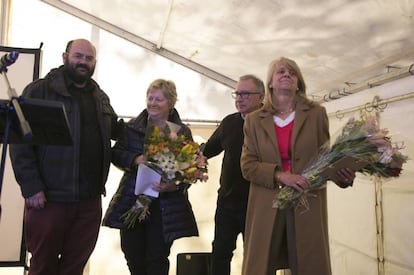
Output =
[{"x1": 273, "y1": 112, "x2": 295, "y2": 127}]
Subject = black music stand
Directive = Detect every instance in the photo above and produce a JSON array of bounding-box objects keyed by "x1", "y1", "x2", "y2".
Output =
[
  {"x1": 0, "y1": 97, "x2": 73, "y2": 193},
  {"x1": 0, "y1": 97, "x2": 73, "y2": 211},
  {"x1": 0, "y1": 97, "x2": 73, "y2": 146}
]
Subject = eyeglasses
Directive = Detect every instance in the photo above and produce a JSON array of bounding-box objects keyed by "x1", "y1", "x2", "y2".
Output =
[{"x1": 231, "y1": 91, "x2": 261, "y2": 99}]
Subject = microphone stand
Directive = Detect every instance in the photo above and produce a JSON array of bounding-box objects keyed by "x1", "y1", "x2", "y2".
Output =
[{"x1": 0, "y1": 68, "x2": 33, "y2": 212}]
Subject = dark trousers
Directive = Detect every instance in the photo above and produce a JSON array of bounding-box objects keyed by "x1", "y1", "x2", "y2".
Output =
[
  {"x1": 267, "y1": 209, "x2": 296, "y2": 275},
  {"x1": 211, "y1": 205, "x2": 246, "y2": 275},
  {"x1": 120, "y1": 199, "x2": 172, "y2": 275},
  {"x1": 24, "y1": 198, "x2": 102, "y2": 275}
]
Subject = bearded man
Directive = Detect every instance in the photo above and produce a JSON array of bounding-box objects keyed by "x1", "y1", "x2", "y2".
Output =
[{"x1": 9, "y1": 39, "x2": 123, "y2": 275}]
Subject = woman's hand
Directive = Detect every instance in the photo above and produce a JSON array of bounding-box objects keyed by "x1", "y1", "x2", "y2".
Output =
[
  {"x1": 133, "y1": 155, "x2": 146, "y2": 166},
  {"x1": 275, "y1": 171, "x2": 310, "y2": 192},
  {"x1": 151, "y1": 180, "x2": 178, "y2": 193},
  {"x1": 334, "y1": 168, "x2": 356, "y2": 188}
]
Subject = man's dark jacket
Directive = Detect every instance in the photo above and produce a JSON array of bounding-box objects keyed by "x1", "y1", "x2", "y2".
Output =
[
  {"x1": 9, "y1": 66, "x2": 122, "y2": 201},
  {"x1": 203, "y1": 112, "x2": 249, "y2": 210}
]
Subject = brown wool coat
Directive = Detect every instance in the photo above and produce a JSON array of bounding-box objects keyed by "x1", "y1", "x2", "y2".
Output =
[{"x1": 240, "y1": 97, "x2": 332, "y2": 275}]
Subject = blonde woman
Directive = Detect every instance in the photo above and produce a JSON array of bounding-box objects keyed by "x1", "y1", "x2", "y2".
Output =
[
  {"x1": 241, "y1": 57, "x2": 355, "y2": 275},
  {"x1": 103, "y1": 79, "x2": 198, "y2": 275}
]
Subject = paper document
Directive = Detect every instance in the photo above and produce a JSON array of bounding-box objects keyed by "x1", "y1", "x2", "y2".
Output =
[{"x1": 135, "y1": 163, "x2": 161, "y2": 197}]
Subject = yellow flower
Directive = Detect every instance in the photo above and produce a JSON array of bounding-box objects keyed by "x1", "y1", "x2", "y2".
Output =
[{"x1": 144, "y1": 125, "x2": 208, "y2": 185}]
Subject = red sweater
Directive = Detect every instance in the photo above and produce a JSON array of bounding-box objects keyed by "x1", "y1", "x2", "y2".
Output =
[{"x1": 274, "y1": 120, "x2": 294, "y2": 172}]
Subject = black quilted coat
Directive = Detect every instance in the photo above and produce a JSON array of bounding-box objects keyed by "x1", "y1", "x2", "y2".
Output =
[{"x1": 102, "y1": 109, "x2": 199, "y2": 243}]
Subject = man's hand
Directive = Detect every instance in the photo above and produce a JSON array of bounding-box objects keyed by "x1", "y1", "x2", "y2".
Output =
[{"x1": 25, "y1": 191, "x2": 47, "y2": 209}]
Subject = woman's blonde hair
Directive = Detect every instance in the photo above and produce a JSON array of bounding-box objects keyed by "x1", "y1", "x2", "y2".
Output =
[
  {"x1": 146, "y1": 79, "x2": 177, "y2": 109},
  {"x1": 264, "y1": 57, "x2": 308, "y2": 111}
]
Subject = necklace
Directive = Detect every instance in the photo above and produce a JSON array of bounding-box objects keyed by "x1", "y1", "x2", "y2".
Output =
[{"x1": 276, "y1": 108, "x2": 293, "y2": 115}]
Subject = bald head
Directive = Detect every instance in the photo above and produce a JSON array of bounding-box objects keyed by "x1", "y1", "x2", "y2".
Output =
[{"x1": 65, "y1": 39, "x2": 96, "y2": 56}]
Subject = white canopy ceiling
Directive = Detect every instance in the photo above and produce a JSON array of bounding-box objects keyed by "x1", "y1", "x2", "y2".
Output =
[
  {"x1": 42, "y1": 0, "x2": 414, "y2": 102},
  {"x1": 1, "y1": 2, "x2": 414, "y2": 274}
]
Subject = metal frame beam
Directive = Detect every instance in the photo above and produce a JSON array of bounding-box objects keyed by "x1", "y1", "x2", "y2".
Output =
[
  {"x1": 316, "y1": 64, "x2": 414, "y2": 104},
  {"x1": 40, "y1": 0, "x2": 237, "y2": 89}
]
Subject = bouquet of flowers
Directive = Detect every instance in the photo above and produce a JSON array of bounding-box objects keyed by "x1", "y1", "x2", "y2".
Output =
[
  {"x1": 121, "y1": 122, "x2": 208, "y2": 228},
  {"x1": 144, "y1": 125, "x2": 208, "y2": 184},
  {"x1": 273, "y1": 114, "x2": 408, "y2": 210}
]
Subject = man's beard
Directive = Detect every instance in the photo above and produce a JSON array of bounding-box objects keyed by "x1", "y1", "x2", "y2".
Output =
[{"x1": 63, "y1": 58, "x2": 95, "y2": 85}]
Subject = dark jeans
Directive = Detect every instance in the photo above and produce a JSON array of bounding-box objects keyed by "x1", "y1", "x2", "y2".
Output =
[
  {"x1": 211, "y1": 205, "x2": 246, "y2": 275},
  {"x1": 24, "y1": 198, "x2": 102, "y2": 275},
  {"x1": 120, "y1": 199, "x2": 172, "y2": 275}
]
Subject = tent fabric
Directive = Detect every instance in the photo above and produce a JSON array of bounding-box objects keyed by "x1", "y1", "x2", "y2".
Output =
[
  {"x1": 42, "y1": 0, "x2": 414, "y2": 100},
  {"x1": 326, "y1": 76, "x2": 414, "y2": 275},
  {"x1": 1, "y1": 1, "x2": 413, "y2": 274}
]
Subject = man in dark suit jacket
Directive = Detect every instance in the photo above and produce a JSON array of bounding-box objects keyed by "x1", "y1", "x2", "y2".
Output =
[{"x1": 203, "y1": 74, "x2": 265, "y2": 275}]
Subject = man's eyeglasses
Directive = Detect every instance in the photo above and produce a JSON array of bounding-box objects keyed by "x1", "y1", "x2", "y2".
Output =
[{"x1": 231, "y1": 91, "x2": 261, "y2": 99}]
